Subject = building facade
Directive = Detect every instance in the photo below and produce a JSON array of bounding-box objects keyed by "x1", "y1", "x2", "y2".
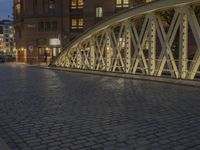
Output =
[
  {"x1": 0, "y1": 20, "x2": 15, "y2": 53},
  {"x1": 13, "y1": 0, "x2": 148, "y2": 64}
]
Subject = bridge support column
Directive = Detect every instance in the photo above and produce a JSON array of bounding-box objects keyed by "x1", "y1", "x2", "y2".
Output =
[
  {"x1": 106, "y1": 32, "x2": 112, "y2": 71},
  {"x1": 179, "y1": 10, "x2": 188, "y2": 79},
  {"x1": 77, "y1": 48, "x2": 82, "y2": 69},
  {"x1": 90, "y1": 40, "x2": 95, "y2": 70},
  {"x1": 148, "y1": 14, "x2": 156, "y2": 76},
  {"x1": 125, "y1": 24, "x2": 131, "y2": 73},
  {"x1": 187, "y1": 7, "x2": 200, "y2": 80},
  {"x1": 64, "y1": 54, "x2": 70, "y2": 67}
]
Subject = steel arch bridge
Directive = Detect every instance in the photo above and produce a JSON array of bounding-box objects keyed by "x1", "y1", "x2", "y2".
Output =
[{"x1": 52, "y1": 0, "x2": 200, "y2": 80}]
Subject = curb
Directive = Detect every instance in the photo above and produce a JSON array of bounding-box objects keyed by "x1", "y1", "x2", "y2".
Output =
[
  {"x1": 14, "y1": 63, "x2": 200, "y2": 87},
  {"x1": 48, "y1": 67, "x2": 200, "y2": 87},
  {"x1": 0, "y1": 137, "x2": 10, "y2": 150}
]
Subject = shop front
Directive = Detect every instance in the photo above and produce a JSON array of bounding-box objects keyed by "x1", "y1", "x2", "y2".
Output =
[
  {"x1": 37, "y1": 38, "x2": 61, "y2": 64},
  {"x1": 49, "y1": 38, "x2": 61, "y2": 63}
]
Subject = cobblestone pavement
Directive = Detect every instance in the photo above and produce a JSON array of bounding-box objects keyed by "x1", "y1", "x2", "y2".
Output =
[{"x1": 0, "y1": 64, "x2": 200, "y2": 150}]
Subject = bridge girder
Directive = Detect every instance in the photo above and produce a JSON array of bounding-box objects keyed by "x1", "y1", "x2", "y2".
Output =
[{"x1": 52, "y1": 0, "x2": 200, "y2": 80}]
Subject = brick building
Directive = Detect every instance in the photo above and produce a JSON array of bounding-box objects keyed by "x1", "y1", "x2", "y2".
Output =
[{"x1": 13, "y1": 0, "x2": 148, "y2": 64}]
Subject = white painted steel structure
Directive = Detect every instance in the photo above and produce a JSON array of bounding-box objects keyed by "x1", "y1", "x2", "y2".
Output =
[{"x1": 52, "y1": 0, "x2": 200, "y2": 80}]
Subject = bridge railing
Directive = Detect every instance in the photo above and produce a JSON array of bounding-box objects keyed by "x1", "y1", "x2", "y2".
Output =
[{"x1": 62, "y1": 57, "x2": 200, "y2": 79}]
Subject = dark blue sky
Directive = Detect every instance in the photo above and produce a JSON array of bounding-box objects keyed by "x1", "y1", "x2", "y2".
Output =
[{"x1": 0, "y1": 0, "x2": 13, "y2": 20}]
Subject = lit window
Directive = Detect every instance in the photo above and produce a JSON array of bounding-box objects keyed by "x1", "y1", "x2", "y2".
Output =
[
  {"x1": 49, "y1": 0, "x2": 55, "y2": 9},
  {"x1": 116, "y1": 0, "x2": 122, "y2": 7},
  {"x1": 71, "y1": 0, "x2": 84, "y2": 9},
  {"x1": 71, "y1": 19, "x2": 77, "y2": 29},
  {"x1": 71, "y1": 0, "x2": 76, "y2": 8},
  {"x1": 14, "y1": 0, "x2": 22, "y2": 18},
  {"x1": 96, "y1": 7, "x2": 103, "y2": 18},
  {"x1": 71, "y1": 18, "x2": 84, "y2": 29},
  {"x1": 116, "y1": 0, "x2": 129, "y2": 8},
  {"x1": 9, "y1": 34, "x2": 13, "y2": 38},
  {"x1": 78, "y1": 18, "x2": 84, "y2": 28},
  {"x1": 123, "y1": 0, "x2": 129, "y2": 7},
  {"x1": 16, "y1": 4, "x2": 21, "y2": 15},
  {"x1": 14, "y1": 0, "x2": 21, "y2": 4},
  {"x1": 78, "y1": 0, "x2": 84, "y2": 8}
]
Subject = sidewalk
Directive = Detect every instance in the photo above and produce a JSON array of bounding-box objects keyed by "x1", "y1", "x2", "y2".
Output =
[
  {"x1": 11, "y1": 62, "x2": 200, "y2": 87},
  {"x1": 0, "y1": 137, "x2": 10, "y2": 150},
  {"x1": 14, "y1": 62, "x2": 49, "y2": 68}
]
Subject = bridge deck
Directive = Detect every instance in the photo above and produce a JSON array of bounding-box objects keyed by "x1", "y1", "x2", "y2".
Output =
[{"x1": 0, "y1": 64, "x2": 200, "y2": 150}]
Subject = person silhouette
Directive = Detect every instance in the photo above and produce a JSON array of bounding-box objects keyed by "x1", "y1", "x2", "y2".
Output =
[{"x1": 44, "y1": 51, "x2": 47, "y2": 63}]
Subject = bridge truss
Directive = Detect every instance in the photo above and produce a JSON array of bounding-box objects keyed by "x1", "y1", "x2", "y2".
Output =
[{"x1": 52, "y1": 0, "x2": 200, "y2": 80}]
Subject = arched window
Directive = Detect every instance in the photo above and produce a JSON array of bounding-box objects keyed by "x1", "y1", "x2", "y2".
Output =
[{"x1": 96, "y1": 7, "x2": 103, "y2": 18}]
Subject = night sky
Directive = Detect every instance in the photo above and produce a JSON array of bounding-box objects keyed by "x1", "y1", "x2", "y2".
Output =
[{"x1": 0, "y1": 0, "x2": 13, "y2": 20}]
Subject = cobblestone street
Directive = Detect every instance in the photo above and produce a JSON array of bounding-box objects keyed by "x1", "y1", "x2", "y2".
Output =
[{"x1": 0, "y1": 64, "x2": 200, "y2": 150}]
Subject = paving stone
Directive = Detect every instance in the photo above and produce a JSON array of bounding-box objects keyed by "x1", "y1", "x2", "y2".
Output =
[
  {"x1": 91, "y1": 144, "x2": 103, "y2": 149},
  {"x1": 135, "y1": 146, "x2": 149, "y2": 150},
  {"x1": 48, "y1": 141, "x2": 61, "y2": 147},
  {"x1": 33, "y1": 145, "x2": 47, "y2": 150},
  {"x1": 70, "y1": 144, "x2": 85, "y2": 149},
  {"x1": 48, "y1": 146, "x2": 60, "y2": 150},
  {"x1": 0, "y1": 64, "x2": 200, "y2": 150}
]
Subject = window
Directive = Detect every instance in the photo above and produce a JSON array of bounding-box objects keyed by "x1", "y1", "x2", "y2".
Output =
[
  {"x1": 45, "y1": 22, "x2": 51, "y2": 32},
  {"x1": 49, "y1": 0, "x2": 55, "y2": 9},
  {"x1": 71, "y1": 19, "x2": 77, "y2": 29},
  {"x1": 71, "y1": 0, "x2": 84, "y2": 9},
  {"x1": 9, "y1": 34, "x2": 13, "y2": 38},
  {"x1": 5, "y1": 26, "x2": 9, "y2": 30},
  {"x1": 34, "y1": 0, "x2": 37, "y2": 6},
  {"x1": 51, "y1": 21, "x2": 57, "y2": 32},
  {"x1": 71, "y1": 18, "x2": 84, "y2": 29},
  {"x1": 19, "y1": 30, "x2": 21, "y2": 39},
  {"x1": 78, "y1": 18, "x2": 84, "y2": 28},
  {"x1": 15, "y1": 3, "x2": 21, "y2": 15},
  {"x1": 0, "y1": 26, "x2": 3, "y2": 34},
  {"x1": 96, "y1": 7, "x2": 103, "y2": 18},
  {"x1": 123, "y1": 0, "x2": 129, "y2": 7},
  {"x1": 14, "y1": 0, "x2": 21, "y2": 4},
  {"x1": 38, "y1": 22, "x2": 44, "y2": 32},
  {"x1": 34, "y1": 0, "x2": 38, "y2": 12},
  {"x1": 116, "y1": 0, "x2": 129, "y2": 8},
  {"x1": 71, "y1": 0, "x2": 76, "y2": 8},
  {"x1": 38, "y1": 21, "x2": 58, "y2": 32}
]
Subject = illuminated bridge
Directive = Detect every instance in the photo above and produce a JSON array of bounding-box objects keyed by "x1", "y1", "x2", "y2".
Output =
[
  {"x1": 52, "y1": 0, "x2": 200, "y2": 80},
  {"x1": 1, "y1": 1, "x2": 200, "y2": 149}
]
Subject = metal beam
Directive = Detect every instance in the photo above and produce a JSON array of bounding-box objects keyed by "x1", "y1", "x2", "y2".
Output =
[{"x1": 52, "y1": 0, "x2": 200, "y2": 81}]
